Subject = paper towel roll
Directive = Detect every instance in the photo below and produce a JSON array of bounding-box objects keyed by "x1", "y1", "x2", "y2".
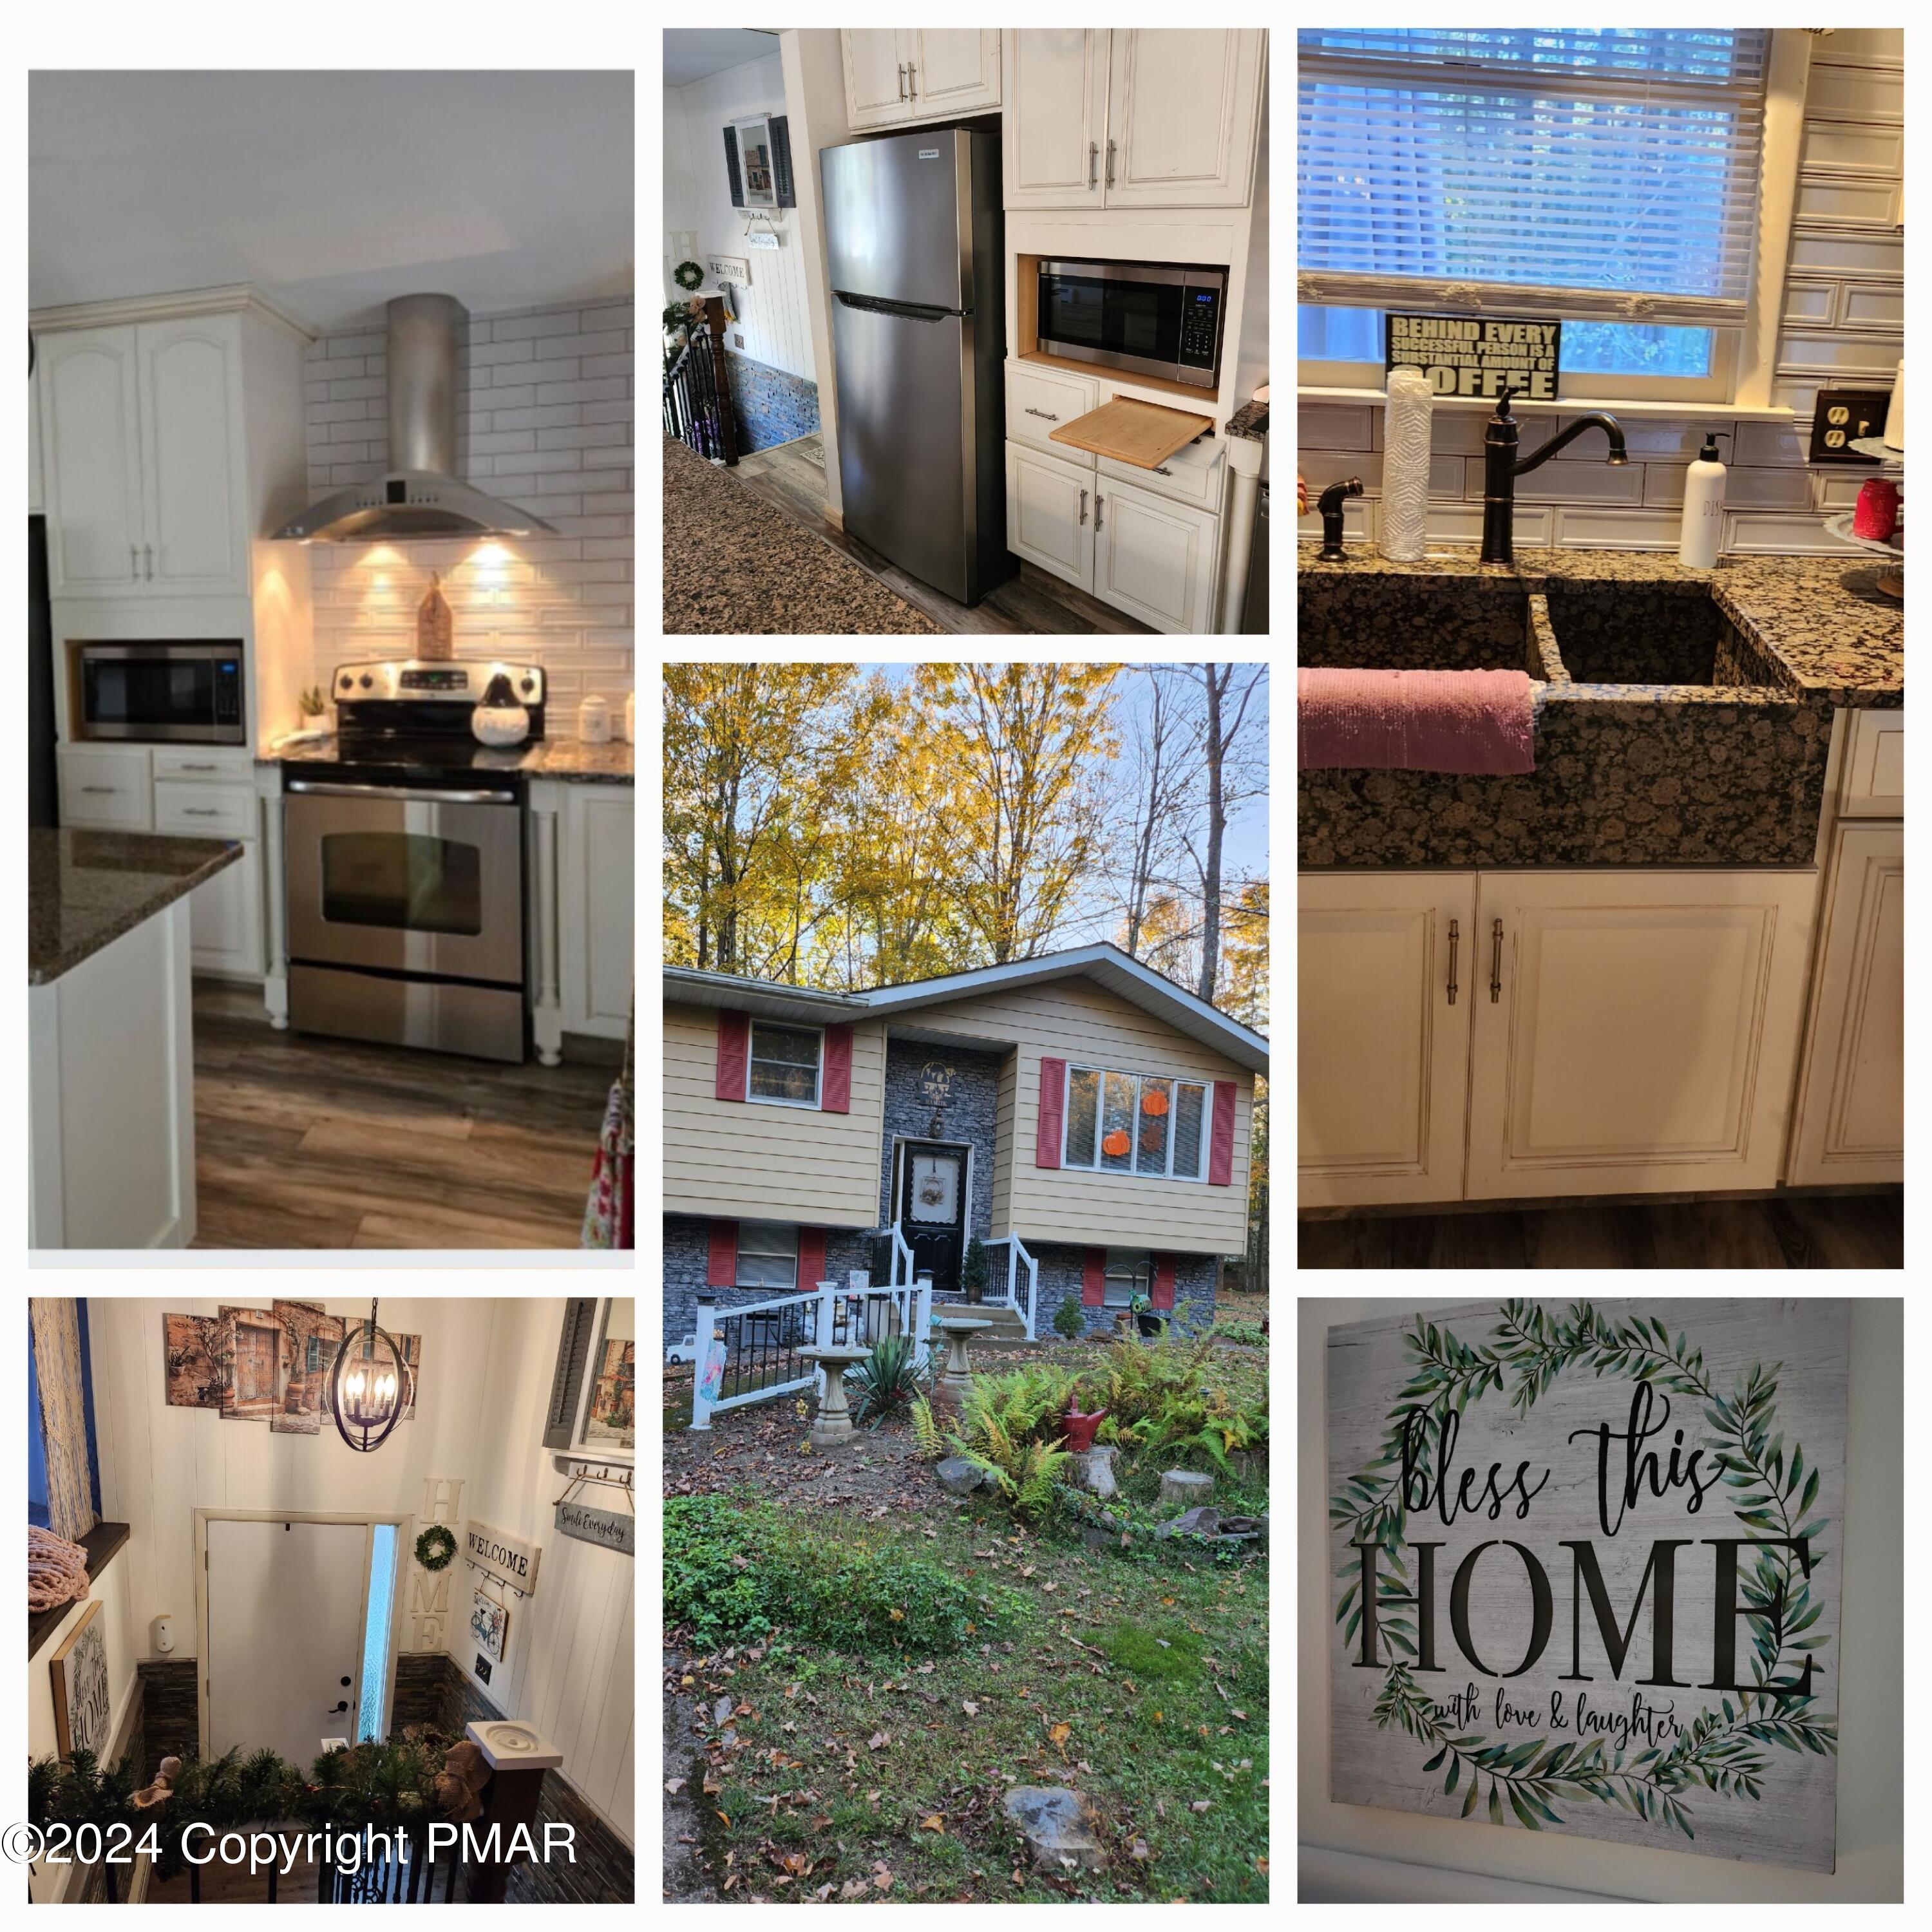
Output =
[
  {"x1": 1379, "y1": 368, "x2": 1434, "y2": 561},
  {"x1": 1883, "y1": 358, "x2": 1904, "y2": 450}
]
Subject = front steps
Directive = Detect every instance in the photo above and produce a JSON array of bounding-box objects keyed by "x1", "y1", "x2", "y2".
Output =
[{"x1": 931, "y1": 1302, "x2": 1037, "y2": 1345}]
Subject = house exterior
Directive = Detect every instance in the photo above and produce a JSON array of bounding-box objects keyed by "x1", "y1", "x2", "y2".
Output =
[{"x1": 663, "y1": 943, "x2": 1267, "y2": 1352}]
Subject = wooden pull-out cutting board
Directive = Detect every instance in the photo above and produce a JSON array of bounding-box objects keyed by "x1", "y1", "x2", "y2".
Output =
[{"x1": 1050, "y1": 397, "x2": 1215, "y2": 469}]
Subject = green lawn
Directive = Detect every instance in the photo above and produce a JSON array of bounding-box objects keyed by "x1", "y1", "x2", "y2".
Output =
[{"x1": 668, "y1": 1490, "x2": 1268, "y2": 1902}]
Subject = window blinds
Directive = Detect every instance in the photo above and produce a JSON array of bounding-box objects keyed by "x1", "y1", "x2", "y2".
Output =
[{"x1": 1298, "y1": 29, "x2": 1770, "y2": 329}]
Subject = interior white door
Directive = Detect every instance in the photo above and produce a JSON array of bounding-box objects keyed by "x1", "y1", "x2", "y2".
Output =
[
  {"x1": 206, "y1": 1519, "x2": 372, "y2": 1767},
  {"x1": 1299, "y1": 871, "x2": 1478, "y2": 1207},
  {"x1": 1465, "y1": 868, "x2": 1818, "y2": 1199}
]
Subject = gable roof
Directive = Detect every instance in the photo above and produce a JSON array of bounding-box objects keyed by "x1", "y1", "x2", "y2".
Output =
[{"x1": 665, "y1": 943, "x2": 1267, "y2": 1072}]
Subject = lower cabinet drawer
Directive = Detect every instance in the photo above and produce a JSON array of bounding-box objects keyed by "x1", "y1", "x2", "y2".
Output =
[
  {"x1": 58, "y1": 746, "x2": 153, "y2": 830},
  {"x1": 1005, "y1": 360, "x2": 1099, "y2": 459},
  {"x1": 153, "y1": 747, "x2": 256, "y2": 785},
  {"x1": 155, "y1": 780, "x2": 255, "y2": 840},
  {"x1": 1099, "y1": 435, "x2": 1225, "y2": 513},
  {"x1": 1092, "y1": 474, "x2": 1220, "y2": 634}
]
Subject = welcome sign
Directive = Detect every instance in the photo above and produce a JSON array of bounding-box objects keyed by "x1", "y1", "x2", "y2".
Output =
[{"x1": 1327, "y1": 1300, "x2": 1846, "y2": 1871}]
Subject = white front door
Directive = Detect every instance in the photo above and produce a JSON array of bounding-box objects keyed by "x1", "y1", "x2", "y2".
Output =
[{"x1": 205, "y1": 1519, "x2": 375, "y2": 1767}]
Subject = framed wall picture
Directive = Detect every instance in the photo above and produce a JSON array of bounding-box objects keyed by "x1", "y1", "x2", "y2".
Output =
[
  {"x1": 51, "y1": 1600, "x2": 111, "y2": 1763},
  {"x1": 574, "y1": 1299, "x2": 635, "y2": 1461},
  {"x1": 1325, "y1": 1299, "x2": 1847, "y2": 1872},
  {"x1": 270, "y1": 1300, "x2": 330, "y2": 1435},
  {"x1": 221, "y1": 1307, "x2": 281, "y2": 1421},
  {"x1": 469, "y1": 1589, "x2": 509, "y2": 1663},
  {"x1": 164, "y1": 1313, "x2": 225, "y2": 1410},
  {"x1": 732, "y1": 115, "x2": 777, "y2": 209}
]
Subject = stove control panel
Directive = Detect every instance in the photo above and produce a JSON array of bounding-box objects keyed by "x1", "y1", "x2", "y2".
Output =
[{"x1": 330, "y1": 659, "x2": 545, "y2": 705}]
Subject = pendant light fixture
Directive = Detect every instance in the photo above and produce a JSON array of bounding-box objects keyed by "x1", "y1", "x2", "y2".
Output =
[{"x1": 330, "y1": 1298, "x2": 410, "y2": 1452}]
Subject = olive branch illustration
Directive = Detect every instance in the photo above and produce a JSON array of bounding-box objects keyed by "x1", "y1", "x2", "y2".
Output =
[{"x1": 1330, "y1": 1300, "x2": 1837, "y2": 1840}]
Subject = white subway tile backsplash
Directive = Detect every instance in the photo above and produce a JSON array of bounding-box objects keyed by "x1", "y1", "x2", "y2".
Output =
[
  {"x1": 1839, "y1": 284, "x2": 1904, "y2": 329},
  {"x1": 1724, "y1": 511, "x2": 1866, "y2": 555},
  {"x1": 1425, "y1": 503, "x2": 1552, "y2": 547},
  {"x1": 580, "y1": 353, "x2": 634, "y2": 379},
  {"x1": 1511, "y1": 460, "x2": 1645, "y2": 506},
  {"x1": 1733, "y1": 422, "x2": 1810, "y2": 467},
  {"x1": 1551, "y1": 507, "x2": 1680, "y2": 549},
  {"x1": 1721, "y1": 467, "x2": 1814, "y2": 511}
]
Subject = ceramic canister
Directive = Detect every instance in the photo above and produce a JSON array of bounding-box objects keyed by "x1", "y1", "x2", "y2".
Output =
[{"x1": 578, "y1": 694, "x2": 612, "y2": 745}]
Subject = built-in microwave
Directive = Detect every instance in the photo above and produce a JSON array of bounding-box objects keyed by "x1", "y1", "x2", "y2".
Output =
[
  {"x1": 74, "y1": 642, "x2": 247, "y2": 744},
  {"x1": 1035, "y1": 259, "x2": 1228, "y2": 390}
]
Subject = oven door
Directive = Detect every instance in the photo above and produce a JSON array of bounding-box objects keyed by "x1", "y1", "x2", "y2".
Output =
[
  {"x1": 80, "y1": 645, "x2": 243, "y2": 742},
  {"x1": 285, "y1": 784, "x2": 524, "y2": 987},
  {"x1": 1037, "y1": 261, "x2": 1190, "y2": 386}
]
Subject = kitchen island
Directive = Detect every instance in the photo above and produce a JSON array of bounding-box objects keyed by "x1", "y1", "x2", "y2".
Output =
[{"x1": 30, "y1": 829, "x2": 242, "y2": 1247}]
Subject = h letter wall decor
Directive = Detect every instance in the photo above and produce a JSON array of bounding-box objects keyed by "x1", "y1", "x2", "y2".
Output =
[{"x1": 1326, "y1": 1299, "x2": 1847, "y2": 1872}]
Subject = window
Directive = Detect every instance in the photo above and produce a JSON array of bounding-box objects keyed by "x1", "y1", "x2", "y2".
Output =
[
  {"x1": 1298, "y1": 29, "x2": 1770, "y2": 403},
  {"x1": 1103, "y1": 1250, "x2": 1151, "y2": 1309},
  {"x1": 737, "y1": 1221, "x2": 798, "y2": 1292},
  {"x1": 747, "y1": 1021, "x2": 821, "y2": 1106},
  {"x1": 1062, "y1": 1066, "x2": 1211, "y2": 1182},
  {"x1": 357, "y1": 1524, "x2": 397, "y2": 1743}
]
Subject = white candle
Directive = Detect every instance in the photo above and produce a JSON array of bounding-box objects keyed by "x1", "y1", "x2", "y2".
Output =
[{"x1": 1883, "y1": 359, "x2": 1904, "y2": 450}]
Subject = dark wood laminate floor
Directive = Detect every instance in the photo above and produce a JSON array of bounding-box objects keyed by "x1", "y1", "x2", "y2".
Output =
[
  {"x1": 730, "y1": 434, "x2": 1159, "y2": 636},
  {"x1": 1298, "y1": 1191, "x2": 1904, "y2": 1269},
  {"x1": 190, "y1": 982, "x2": 611, "y2": 1249}
]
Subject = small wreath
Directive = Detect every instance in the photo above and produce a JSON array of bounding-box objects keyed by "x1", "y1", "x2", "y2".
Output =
[
  {"x1": 414, "y1": 1525, "x2": 457, "y2": 1572},
  {"x1": 673, "y1": 259, "x2": 705, "y2": 292}
]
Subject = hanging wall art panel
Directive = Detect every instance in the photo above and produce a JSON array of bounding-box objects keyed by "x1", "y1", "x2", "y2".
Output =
[
  {"x1": 164, "y1": 1314, "x2": 225, "y2": 1410},
  {"x1": 1327, "y1": 1298, "x2": 1846, "y2": 1872}
]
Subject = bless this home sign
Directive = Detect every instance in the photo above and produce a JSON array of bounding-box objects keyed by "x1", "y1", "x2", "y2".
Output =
[{"x1": 1327, "y1": 1300, "x2": 1846, "y2": 1871}]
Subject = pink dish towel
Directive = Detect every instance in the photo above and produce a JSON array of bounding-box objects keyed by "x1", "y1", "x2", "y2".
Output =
[{"x1": 1297, "y1": 668, "x2": 1535, "y2": 775}]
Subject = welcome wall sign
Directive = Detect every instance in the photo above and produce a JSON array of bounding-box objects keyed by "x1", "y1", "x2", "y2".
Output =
[{"x1": 1327, "y1": 1300, "x2": 1846, "y2": 1871}]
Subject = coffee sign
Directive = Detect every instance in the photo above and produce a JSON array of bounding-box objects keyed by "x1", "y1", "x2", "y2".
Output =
[
  {"x1": 1327, "y1": 1300, "x2": 1846, "y2": 1871},
  {"x1": 1387, "y1": 312, "x2": 1562, "y2": 401}
]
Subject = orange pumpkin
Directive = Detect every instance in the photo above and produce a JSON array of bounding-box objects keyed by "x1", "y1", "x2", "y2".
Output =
[
  {"x1": 1101, "y1": 1129, "x2": 1131, "y2": 1158},
  {"x1": 1141, "y1": 1088, "x2": 1170, "y2": 1117}
]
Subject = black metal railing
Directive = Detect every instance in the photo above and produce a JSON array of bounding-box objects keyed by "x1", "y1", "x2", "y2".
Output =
[
  {"x1": 711, "y1": 1292, "x2": 909, "y2": 1405},
  {"x1": 318, "y1": 1824, "x2": 464, "y2": 1904},
  {"x1": 663, "y1": 317, "x2": 739, "y2": 466}
]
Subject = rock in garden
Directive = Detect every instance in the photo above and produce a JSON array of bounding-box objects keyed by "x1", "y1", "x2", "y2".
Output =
[
  {"x1": 1072, "y1": 1446, "x2": 1117, "y2": 1499},
  {"x1": 936, "y1": 1457, "x2": 983, "y2": 1497},
  {"x1": 1158, "y1": 1470, "x2": 1214, "y2": 1509},
  {"x1": 1003, "y1": 1785, "x2": 1105, "y2": 1870},
  {"x1": 1155, "y1": 1504, "x2": 1222, "y2": 1540}
]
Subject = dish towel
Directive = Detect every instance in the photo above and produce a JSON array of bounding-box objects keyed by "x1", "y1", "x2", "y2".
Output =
[{"x1": 1298, "y1": 668, "x2": 1535, "y2": 775}]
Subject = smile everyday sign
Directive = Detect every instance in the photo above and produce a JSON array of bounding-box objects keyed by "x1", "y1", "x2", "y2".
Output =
[{"x1": 1327, "y1": 1300, "x2": 1847, "y2": 1872}]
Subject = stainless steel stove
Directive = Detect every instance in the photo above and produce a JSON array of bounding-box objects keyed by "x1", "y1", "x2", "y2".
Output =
[{"x1": 285, "y1": 659, "x2": 545, "y2": 1063}]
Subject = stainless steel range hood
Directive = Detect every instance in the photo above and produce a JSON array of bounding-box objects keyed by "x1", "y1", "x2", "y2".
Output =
[{"x1": 276, "y1": 294, "x2": 558, "y2": 544}]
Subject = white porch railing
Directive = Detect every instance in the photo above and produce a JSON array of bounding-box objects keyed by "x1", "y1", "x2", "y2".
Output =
[
  {"x1": 688, "y1": 1273, "x2": 933, "y2": 1430},
  {"x1": 981, "y1": 1233, "x2": 1040, "y2": 1340}
]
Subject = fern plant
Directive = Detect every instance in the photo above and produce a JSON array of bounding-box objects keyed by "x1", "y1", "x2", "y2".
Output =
[
  {"x1": 910, "y1": 1394, "x2": 945, "y2": 1459},
  {"x1": 943, "y1": 1365, "x2": 1080, "y2": 1521}
]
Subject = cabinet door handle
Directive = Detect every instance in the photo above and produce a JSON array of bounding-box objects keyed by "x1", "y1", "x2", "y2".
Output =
[
  {"x1": 1024, "y1": 406, "x2": 1059, "y2": 421},
  {"x1": 1154, "y1": 464, "x2": 1173, "y2": 477},
  {"x1": 1106, "y1": 138, "x2": 1116, "y2": 187},
  {"x1": 145, "y1": 544, "x2": 155, "y2": 579},
  {"x1": 1078, "y1": 488, "x2": 1088, "y2": 527},
  {"x1": 1088, "y1": 142, "x2": 1097, "y2": 189},
  {"x1": 905, "y1": 62, "x2": 915, "y2": 98},
  {"x1": 80, "y1": 785, "x2": 119, "y2": 795},
  {"x1": 1490, "y1": 918, "x2": 1504, "y2": 1003},
  {"x1": 1446, "y1": 919, "x2": 1459, "y2": 1006},
  {"x1": 130, "y1": 544, "x2": 140, "y2": 578},
  {"x1": 897, "y1": 63, "x2": 906, "y2": 101},
  {"x1": 182, "y1": 807, "x2": 223, "y2": 817},
  {"x1": 176, "y1": 762, "x2": 218, "y2": 772},
  {"x1": 1094, "y1": 491, "x2": 1104, "y2": 533}
]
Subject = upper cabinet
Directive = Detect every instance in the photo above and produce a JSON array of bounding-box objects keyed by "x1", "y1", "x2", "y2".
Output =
[
  {"x1": 1005, "y1": 28, "x2": 1265, "y2": 212},
  {"x1": 33, "y1": 296, "x2": 310, "y2": 604},
  {"x1": 842, "y1": 30, "x2": 1001, "y2": 132}
]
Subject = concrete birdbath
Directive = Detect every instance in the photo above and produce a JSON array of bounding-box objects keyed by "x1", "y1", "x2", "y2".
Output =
[
  {"x1": 934, "y1": 1316, "x2": 992, "y2": 1400},
  {"x1": 799, "y1": 1342, "x2": 873, "y2": 1448}
]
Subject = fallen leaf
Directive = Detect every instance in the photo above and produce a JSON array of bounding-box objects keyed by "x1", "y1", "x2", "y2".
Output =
[
  {"x1": 664, "y1": 1777, "x2": 686, "y2": 1795},
  {"x1": 873, "y1": 1870, "x2": 894, "y2": 1892},
  {"x1": 1190, "y1": 1799, "x2": 1213, "y2": 1814},
  {"x1": 869, "y1": 1731, "x2": 891, "y2": 1751},
  {"x1": 919, "y1": 1813, "x2": 946, "y2": 1833},
  {"x1": 962, "y1": 1700, "x2": 980, "y2": 1716},
  {"x1": 1231, "y1": 1709, "x2": 1248, "y2": 1722},
  {"x1": 1130, "y1": 1838, "x2": 1152, "y2": 1862}
]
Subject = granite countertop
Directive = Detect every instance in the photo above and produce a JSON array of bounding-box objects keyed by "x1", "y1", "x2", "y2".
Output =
[
  {"x1": 1298, "y1": 544, "x2": 1903, "y2": 709},
  {"x1": 663, "y1": 435, "x2": 943, "y2": 635},
  {"x1": 30, "y1": 829, "x2": 242, "y2": 985},
  {"x1": 256, "y1": 735, "x2": 634, "y2": 783},
  {"x1": 1224, "y1": 399, "x2": 1269, "y2": 443}
]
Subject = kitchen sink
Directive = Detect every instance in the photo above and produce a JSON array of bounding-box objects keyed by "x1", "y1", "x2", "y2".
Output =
[
  {"x1": 1541, "y1": 581, "x2": 1729, "y2": 686},
  {"x1": 1298, "y1": 574, "x2": 1540, "y2": 674}
]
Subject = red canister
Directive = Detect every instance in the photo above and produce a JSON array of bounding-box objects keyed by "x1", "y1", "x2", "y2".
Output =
[{"x1": 1853, "y1": 477, "x2": 1900, "y2": 542}]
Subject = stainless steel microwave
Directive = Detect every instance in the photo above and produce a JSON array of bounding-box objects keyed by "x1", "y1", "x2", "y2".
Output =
[
  {"x1": 1035, "y1": 259, "x2": 1228, "y2": 390},
  {"x1": 75, "y1": 642, "x2": 247, "y2": 744}
]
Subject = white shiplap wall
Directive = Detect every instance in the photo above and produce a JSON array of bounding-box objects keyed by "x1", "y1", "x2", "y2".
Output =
[
  {"x1": 86, "y1": 1297, "x2": 632, "y2": 1849},
  {"x1": 298, "y1": 297, "x2": 633, "y2": 734},
  {"x1": 1296, "y1": 30, "x2": 1905, "y2": 556},
  {"x1": 667, "y1": 55, "x2": 817, "y2": 382}
]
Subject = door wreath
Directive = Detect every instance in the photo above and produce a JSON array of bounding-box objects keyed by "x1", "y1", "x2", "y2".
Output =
[
  {"x1": 1331, "y1": 1300, "x2": 1835, "y2": 1841},
  {"x1": 415, "y1": 1524, "x2": 458, "y2": 1571}
]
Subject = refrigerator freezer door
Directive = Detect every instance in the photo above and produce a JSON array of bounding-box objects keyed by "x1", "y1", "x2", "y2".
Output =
[
  {"x1": 821, "y1": 131, "x2": 970, "y2": 312},
  {"x1": 831, "y1": 296, "x2": 972, "y2": 602}
]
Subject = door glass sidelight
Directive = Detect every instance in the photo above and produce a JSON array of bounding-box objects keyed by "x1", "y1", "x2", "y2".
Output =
[
  {"x1": 319, "y1": 831, "x2": 484, "y2": 935},
  {"x1": 357, "y1": 1524, "x2": 398, "y2": 1743}
]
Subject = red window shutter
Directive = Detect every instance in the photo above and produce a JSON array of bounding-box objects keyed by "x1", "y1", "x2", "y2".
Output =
[
  {"x1": 715, "y1": 1010, "x2": 750, "y2": 1101},
  {"x1": 1036, "y1": 1057, "x2": 1066, "y2": 1168},
  {"x1": 706, "y1": 1220, "x2": 738, "y2": 1289},
  {"x1": 1208, "y1": 1080, "x2": 1238, "y2": 1186},
  {"x1": 799, "y1": 1226, "x2": 828, "y2": 1290},
  {"x1": 822, "y1": 1026, "x2": 853, "y2": 1113},
  {"x1": 1081, "y1": 1247, "x2": 1106, "y2": 1307},
  {"x1": 1150, "y1": 1254, "x2": 1177, "y2": 1311}
]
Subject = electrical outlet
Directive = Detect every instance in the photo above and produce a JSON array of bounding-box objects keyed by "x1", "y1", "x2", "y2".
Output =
[{"x1": 734, "y1": 334, "x2": 744, "y2": 349}]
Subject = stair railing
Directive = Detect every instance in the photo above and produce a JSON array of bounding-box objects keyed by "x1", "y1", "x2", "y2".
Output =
[{"x1": 661, "y1": 302, "x2": 739, "y2": 466}]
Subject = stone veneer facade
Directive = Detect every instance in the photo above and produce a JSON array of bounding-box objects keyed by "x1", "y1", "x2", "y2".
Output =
[
  {"x1": 723, "y1": 349, "x2": 820, "y2": 453},
  {"x1": 1028, "y1": 1242, "x2": 1218, "y2": 1341},
  {"x1": 874, "y1": 1040, "x2": 1003, "y2": 1251},
  {"x1": 665, "y1": 1211, "x2": 874, "y2": 1351}
]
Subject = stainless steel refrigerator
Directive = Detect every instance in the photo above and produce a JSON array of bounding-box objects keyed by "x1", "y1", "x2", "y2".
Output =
[{"x1": 820, "y1": 128, "x2": 1012, "y2": 606}]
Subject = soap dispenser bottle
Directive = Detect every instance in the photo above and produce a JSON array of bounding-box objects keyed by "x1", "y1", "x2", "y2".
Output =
[{"x1": 1678, "y1": 431, "x2": 1729, "y2": 569}]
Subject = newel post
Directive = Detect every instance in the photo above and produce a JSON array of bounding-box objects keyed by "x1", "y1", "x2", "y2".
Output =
[{"x1": 458, "y1": 1722, "x2": 563, "y2": 1902}]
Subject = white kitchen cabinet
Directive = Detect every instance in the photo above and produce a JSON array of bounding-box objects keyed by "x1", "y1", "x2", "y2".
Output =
[
  {"x1": 1464, "y1": 869, "x2": 1818, "y2": 1200},
  {"x1": 843, "y1": 30, "x2": 1001, "y2": 131},
  {"x1": 1005, "y1": 30, "x2": 1110, "y2": 209},
  {"x1": 561, "y1": 785, "x2": 636, "y2": 1040},
  {"x1": 58, "y1": 744, "x2": 153, "y2": 830},
  {"x1": 1786, "y1": 820, "x2": 1902, "y2": 1186},
  {"x1": 135, "y1": 317, "x2": 249, "y2": 596},
  {"x1": 1299, "y1": 873, "x2": 1477, "y2": 1208},
  {"x1": 1092, "y1": 471, "x2": 1220, "y2": 634},
  {"x1": 1005, "y1": 442, "x2": 1095, "y2": 587},
  {"x1": 37, "y1": 327, "x2": 146, "y2": 594},
  {"x1": 184, "y1": 838, "x2": 265, "y2": 979},
  {"x1": 1003, "y1": 358, "x2": 1100, "y2": 457},
  {"x1": 1105, "y1": 30, "x2": 1266, "y2": 211},
  {"x1": 1837, "y1": 707, "x2": 1903, "y2": 815},
  {"x1": 844, "y1": 29, "x2": 912, "y2": 129}
]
